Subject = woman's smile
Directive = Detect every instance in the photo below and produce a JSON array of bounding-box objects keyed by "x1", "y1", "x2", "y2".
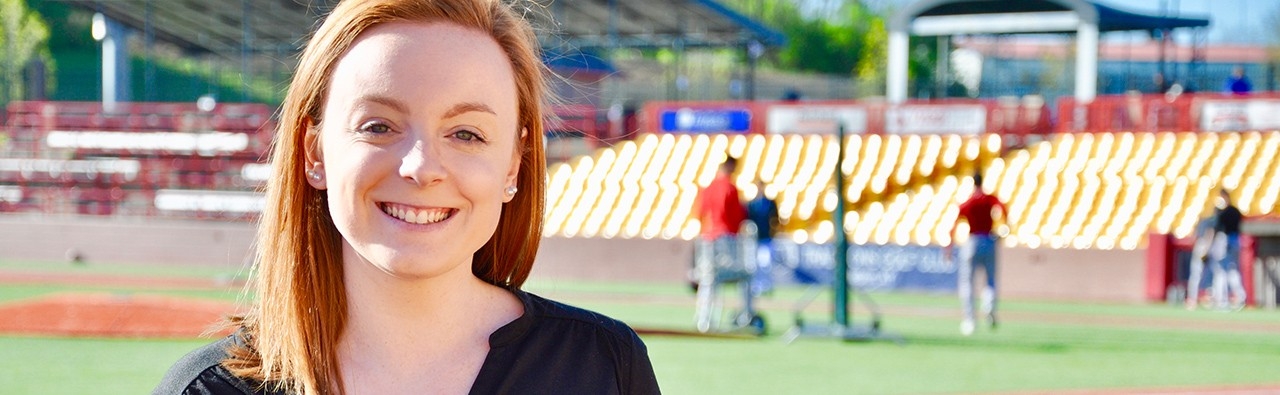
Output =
[{"x1": 378, "y1": 201, "x2": 456, "y2": 225}]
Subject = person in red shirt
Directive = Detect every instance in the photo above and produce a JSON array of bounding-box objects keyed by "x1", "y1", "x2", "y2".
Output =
[
  {"x1": 698, "y1": 157, "x2": 746, "y2": 241},
  {"x1": 950, "y1": 171, "x2": 1007, "y2": 336},
  {"x1": 692, "y1": 156, "x2": 748, "y2": 332}
]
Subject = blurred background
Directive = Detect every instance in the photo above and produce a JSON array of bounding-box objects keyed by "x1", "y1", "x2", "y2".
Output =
[{"x1": 1, "y1": 0, "x2": 1280, "y2": 394}]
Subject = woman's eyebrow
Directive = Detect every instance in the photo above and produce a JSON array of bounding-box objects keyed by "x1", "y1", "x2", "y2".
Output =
[
  {"x1": 355, "y1": 95, "x2": 410, "y2": 115},
  {"x1": 442, "y1": 102, "x2": 496, "y2": 119}
]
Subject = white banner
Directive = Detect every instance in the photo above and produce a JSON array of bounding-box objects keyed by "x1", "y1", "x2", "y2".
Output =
[
  {"x1": 155, "y1": 190, "x2": 264, "y2": 213},
  {"x1": 0, "y1": 185, "x2": 21, "y2": 203},
  {"x1": 885, "y1": 104, "x2": 987, "y2": 135},
  {"x1": 1200, "y1": 99, "x2": 1280, "y2": 132},
  {"x1": 766, "y1": 105, "x2": 868, "y2": 134},
  {"x1": 46, "y1": 131, "x2": 250, "y2": 155},
  {"x1": 1200, "y1": 101, "x2": 1250, "y2": 132}
]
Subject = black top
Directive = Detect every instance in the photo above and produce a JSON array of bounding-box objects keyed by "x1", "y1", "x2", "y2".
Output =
[
  {"x1": 1215, "y1": 205, "x2": 1243, "y2": 236},
  {"x1": 153, "y1": 290, "x2": 660, "y2": 395}
]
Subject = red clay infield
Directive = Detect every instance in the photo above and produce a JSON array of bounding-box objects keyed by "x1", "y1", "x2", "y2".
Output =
[
  {"x1": 0, "y1": 292, "x2": 239, "y2": 338},
  {"x1": 0, "y1": 271, "x2": 242, "y2": 338}
]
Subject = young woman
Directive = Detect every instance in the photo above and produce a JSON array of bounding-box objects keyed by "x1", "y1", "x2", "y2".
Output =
[{"x1": 154, "y1": 1, "x2": 659, "y2": 393}]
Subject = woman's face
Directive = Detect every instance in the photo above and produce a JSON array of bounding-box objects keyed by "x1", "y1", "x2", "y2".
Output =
[{"x1": 308, "y1": 21, "x2": 521, "y2": 280}]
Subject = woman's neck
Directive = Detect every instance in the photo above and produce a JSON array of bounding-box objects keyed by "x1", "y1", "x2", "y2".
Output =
[{"x1": 336, "y1": 250, "x2": 522, "y2": 392}]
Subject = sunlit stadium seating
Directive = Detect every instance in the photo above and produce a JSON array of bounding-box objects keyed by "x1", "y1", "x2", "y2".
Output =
[
  {"x1": 544, "y1": 131, "x2": 1280, "y2": 251},
  {"x1": 543, "y1": 132, "x2": 1003, "y2": 243},
  {"x1": 986, "y1": 131, "x2": 1279, "y2": 250}
]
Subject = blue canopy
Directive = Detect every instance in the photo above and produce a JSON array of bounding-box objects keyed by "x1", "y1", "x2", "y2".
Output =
[
  {"x1": 1093, "y1": 2, "x2": 1208, "y2": 32},
  {"x1": 543, "y1": 48, "x2": 616, "y2": 74}
]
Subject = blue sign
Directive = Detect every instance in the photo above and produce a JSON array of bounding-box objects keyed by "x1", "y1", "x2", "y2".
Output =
[
  {"x1": 659, "y1": 107, "x2": 752, "y2": 133},
  {"x1": 769, "y1": 241, "x2": 958, "y2": 293}
]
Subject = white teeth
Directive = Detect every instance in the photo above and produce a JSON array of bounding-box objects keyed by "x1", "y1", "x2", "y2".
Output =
[{"x1": 382, "y1": 203, "x2": 449, "y2": 225}]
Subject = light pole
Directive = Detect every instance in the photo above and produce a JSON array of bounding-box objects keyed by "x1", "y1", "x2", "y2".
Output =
[
  {"x1": 92, "y1": 13, "x2": 129, "y2": 111},
  {"x1": 92, "y1": 13, "x2": 113, "y2": 111}
]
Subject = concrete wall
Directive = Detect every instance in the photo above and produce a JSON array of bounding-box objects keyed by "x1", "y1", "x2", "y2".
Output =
[
  {"x1": 0, "y1": 214, "x2": 256, "y2": 267},
  {"x1": 1001, "y1": 246, "x2": 1148, "y2": 303},
  {"x1": 0, "y1": 214, "x2": 1150, "y2": 303},
  {"x1": 532, "y1": 236, "x2": 693, "y2": 283}
]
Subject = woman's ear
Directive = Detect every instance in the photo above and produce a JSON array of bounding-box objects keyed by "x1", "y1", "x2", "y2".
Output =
[
  {"x1": 303, "y1": 122, "x2": 327, "y2": 190},
  {"x1": 503, "y1": 128, "x2": 527, "y2": 200}
]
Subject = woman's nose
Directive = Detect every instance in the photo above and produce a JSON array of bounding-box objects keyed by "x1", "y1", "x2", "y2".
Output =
[{"x1": 399, "y1": 140, "x2": 446, "y2": 186}]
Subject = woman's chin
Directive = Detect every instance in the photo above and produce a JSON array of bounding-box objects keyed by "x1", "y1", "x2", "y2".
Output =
[{"x1": 367, "y1": 256, "x2": 467, "y2": 282}]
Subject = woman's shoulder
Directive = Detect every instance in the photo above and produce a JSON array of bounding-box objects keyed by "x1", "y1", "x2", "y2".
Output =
[
  {"x1": 481, "y1": 290, "x2": 661, "y2": 394},
  {"x1": 152, "y1": 335, "x2": 270, "y2": 395},
  {"x1": 516, "y1": 291, "x2": 646, "y2": 344}
]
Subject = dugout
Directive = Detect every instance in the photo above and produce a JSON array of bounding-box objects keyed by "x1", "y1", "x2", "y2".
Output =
[
  {"x1": 1242, "y1": 219, "x2": 1280, "y2": 309},
  {"x1": 1149, "y1": 219, "x2": 1280, "y2": 309}
]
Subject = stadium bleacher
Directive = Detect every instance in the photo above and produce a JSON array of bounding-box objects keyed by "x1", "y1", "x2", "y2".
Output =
[
  {"x1": 544, "y1": 130, "x2": 1279, "y2": 251},
  {"x1": 544, "y1": 132, "x2": 1003, "y2": 244},
  {"x1": 0, "y1": 101, "x2": 273, "y2": 219}
]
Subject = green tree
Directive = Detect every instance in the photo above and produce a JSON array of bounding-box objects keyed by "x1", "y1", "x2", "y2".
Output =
[
  {"x1": 722, "y1": 0, "x2": 930, "y2": 98},
  {"x1": 31, "y1": 0, "x2": 92, "y2": 52},
  {"x1": 766, "y1": 0, "x2": 873, "y2": 76},
  {"x1": 853, "y1": 8, "x2": 887, "y2": 96},
  {"x1": 0, "y1": 0, "x2": 52, "y2": 107}
]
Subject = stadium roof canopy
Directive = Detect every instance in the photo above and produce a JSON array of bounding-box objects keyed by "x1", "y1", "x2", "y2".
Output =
[
  {"x1": 528, "y1": 0, "x2": 785, "y2": 49},
  {"x1": 57, "y1": 0, "x2": 324, "y2": 56},
  {"x1": 885, "y1": 0, "x2": 1210, "y2": 103},
  {"x1": 57, "y1": 0, "x2": 784, "y2": 57}
]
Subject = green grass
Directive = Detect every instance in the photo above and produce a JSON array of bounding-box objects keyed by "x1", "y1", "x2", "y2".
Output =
[
  {"x1": 3, "y1": 263, "x2": 1280, "y2": 394},
  {"x1": 0, "y1": 260, "x2": 252, "y2": 280},
  {"x1": 532, "y1": 280, "x2": 1280, "y2": 394},
  {"x1": 0, "y1": 336, "x2": 207, "y2": 394}
]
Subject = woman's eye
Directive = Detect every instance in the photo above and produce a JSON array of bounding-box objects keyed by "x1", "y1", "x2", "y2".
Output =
[
  {"x1": 359, "y1": 122, "x2": 392, "y2": 134},
  {"x1": 452, "y1": 129, "x2": 485, "y2": 142}
]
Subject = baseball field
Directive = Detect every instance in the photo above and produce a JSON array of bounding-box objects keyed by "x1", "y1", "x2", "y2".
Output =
[{"x1": 1, "y1": 259, "x2": 1278, "y2": 394}]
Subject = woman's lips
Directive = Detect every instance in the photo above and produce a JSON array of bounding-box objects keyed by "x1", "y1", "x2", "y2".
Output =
[{"x1": 379, "y1": 202, "x2": 455, "y2": 225}]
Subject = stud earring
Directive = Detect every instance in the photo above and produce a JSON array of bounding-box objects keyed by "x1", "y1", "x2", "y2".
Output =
[
  {"x1": 504, "y1": 185, "x2": 518, "y2": 197},
  {"x1": 307, "y1": 162, "x2": 323, "y2": 181}
]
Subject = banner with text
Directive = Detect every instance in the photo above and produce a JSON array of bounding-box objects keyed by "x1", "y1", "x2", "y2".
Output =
[
  {"x1": 885, "y1": 104, "x2": 987, "y2": 135},
  {"x1": 767, "y1": 241, "x2": 957, "y2": 293},
  {"x1": 766, "y1": 105, "x2": 869, "y2": 134},
  {"x1": 1200, "y1": 99, "x2": 1280, "y2": 132},
  {"x1": 658, "y1": 107, "x2": 753, "y2": 133}
]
